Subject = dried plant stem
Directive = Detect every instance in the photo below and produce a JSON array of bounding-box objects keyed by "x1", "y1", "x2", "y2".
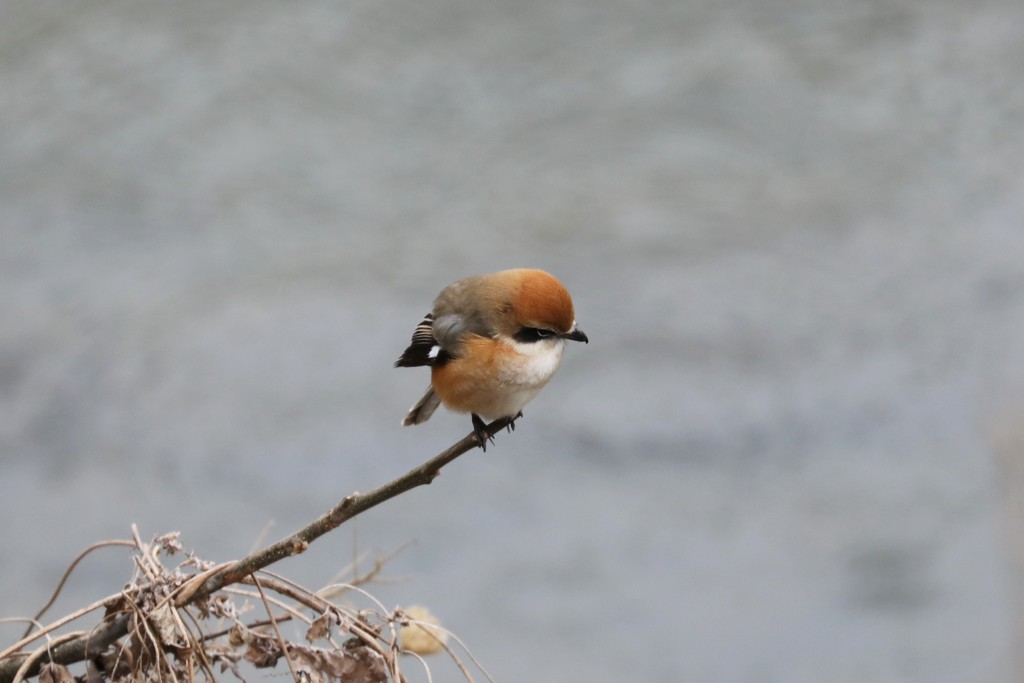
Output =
[
  {"x1": 0, "y1": 594, "x2": 122, "y2": 664},
  {"x1": 20, "y1": 540, "x2": 136, "y2": 640},
  {"x1": 10, "y1": 631, "x2": 88, "y2": 683},
  {"x1": 253, "y1": 576, "x2": 299, "y2": 683},
  {"x1": 0, "y1": 416, "x2": 512, "y2": 683}
]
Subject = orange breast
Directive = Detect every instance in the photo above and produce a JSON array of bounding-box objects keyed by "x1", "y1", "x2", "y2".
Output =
[
  {"x1": 431, "y1": 335, "x2": 505, "y2": 413},
  {"x1": 430, "y1": 333, "x2": 564, "y2": 420}
]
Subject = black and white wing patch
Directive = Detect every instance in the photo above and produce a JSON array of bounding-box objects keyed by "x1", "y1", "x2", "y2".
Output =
[{"x1": 394, "y1": 313, "x2": 449, "y2": 367}]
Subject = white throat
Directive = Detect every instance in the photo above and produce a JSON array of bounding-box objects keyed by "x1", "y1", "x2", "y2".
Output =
[{"x1": 503, "y1": 337, "x2": 565, "y2": 386}]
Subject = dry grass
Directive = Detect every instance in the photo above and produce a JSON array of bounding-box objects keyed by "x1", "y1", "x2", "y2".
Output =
[
  {"x1": 0, "y1": 417, "x2": 515, "y2": 683},
  {"x1": 2, "y1": 526, "x2": 492, "y2": 683}
]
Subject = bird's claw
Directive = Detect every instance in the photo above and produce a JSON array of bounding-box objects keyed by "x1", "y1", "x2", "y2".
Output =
[
  {"x1": 471, "y1": 414, "x2": 495, "y2": 451},
  {"x1": 471, "y1": 412, "x2": 525, "y2": 450}
]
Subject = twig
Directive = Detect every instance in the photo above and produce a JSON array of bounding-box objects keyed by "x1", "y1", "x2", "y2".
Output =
[
  {"x1": 222, "y1": 586, "x2": 309, "y2": 625},
  {"x1": 0, "y1": 416, "x2": 512, "y2": 683},
  {"x1": 438, "y1": 628, "x2": 496, "y2": 683},
  {"x1": 130, "y1": 525, "x2": 164, "y2": 584},
  {"x1": 19, "y1": 540, "x2": 135, "y2": 639},
  {"x1": 402, "y1": 616, "x2": 496, "y2": 683},
  {"x1": 185, "y1": 416, "x2": 512, "y2": 604},
  {"x1": 200, "y1": 615, "x2": 290, "y2": 644},
  {"x1": 0, "y1": 594, "x2": 122, "y2": 663},
  {"x1": 10, "y1": 631, "x2": 86, "y2": 683},
  {"x1": 253, "y1": 576, "x2": 299, "y2": 683},
  {"x1": 415, "y1": 627, "x2": 474, "y2": 683},
  {"x1": 178, "y1": 607, "x2": 219, "y2": 682},
  {"x1": 320, "y1": 542, "x2": 413, "y2": 601}
]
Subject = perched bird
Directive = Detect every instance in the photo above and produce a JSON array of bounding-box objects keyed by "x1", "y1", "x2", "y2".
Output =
[{"x1": 395, "y1": 268, "x2": 588, "y2": 449}]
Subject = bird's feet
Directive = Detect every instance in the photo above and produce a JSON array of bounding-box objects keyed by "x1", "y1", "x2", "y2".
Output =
[
  {"x1": 471, "y1": 411, "x2": 525, "y2": 450},
  {"x1": 471, "y1": 413, "x2": 495, "y2": 451}
]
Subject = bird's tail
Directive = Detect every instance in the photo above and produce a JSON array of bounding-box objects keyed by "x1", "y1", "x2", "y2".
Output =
[{"x1": 402, "y1": 385, "x2": 442, "y2": 426}]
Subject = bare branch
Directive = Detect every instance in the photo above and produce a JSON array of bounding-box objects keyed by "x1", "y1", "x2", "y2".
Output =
[{"x1": 0, "y1": 416, "x2": 512, "y2": 683}]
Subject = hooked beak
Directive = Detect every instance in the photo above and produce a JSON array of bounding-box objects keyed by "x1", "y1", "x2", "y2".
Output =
[{"x1": 562, "y1": 326, "x2": 589, "y2": 344}]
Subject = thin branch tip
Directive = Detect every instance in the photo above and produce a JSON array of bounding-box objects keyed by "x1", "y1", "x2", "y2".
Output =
[{"x1": 0, "y1": 415, "x2": 518, "y2": 683}]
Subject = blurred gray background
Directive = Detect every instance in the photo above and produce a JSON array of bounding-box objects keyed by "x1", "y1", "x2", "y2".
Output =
[{"x1": 2, "y1": 1, "x2": 1024, "y2": 681}]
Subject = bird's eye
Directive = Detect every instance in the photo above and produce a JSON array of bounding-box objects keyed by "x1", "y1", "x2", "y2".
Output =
[{"x1": 514, "y1": 327, "x2": 554, "y2": 343}]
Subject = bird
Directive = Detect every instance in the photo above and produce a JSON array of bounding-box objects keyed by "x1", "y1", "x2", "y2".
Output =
[{"x1": 395, "y1": 268, "x2": 588, "y2": 449}]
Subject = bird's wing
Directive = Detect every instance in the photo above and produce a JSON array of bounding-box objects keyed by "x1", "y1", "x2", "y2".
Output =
[
  {"x1": 394, "y1": 313, "x2": 439, "y2": 367},
  {"x1": 394, "y1": 276, "x2": 495, "y2": 368}
]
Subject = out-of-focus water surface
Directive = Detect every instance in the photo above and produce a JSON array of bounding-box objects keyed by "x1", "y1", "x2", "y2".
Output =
[{"x1": 3, "y1": 1, "x2": 1024, "y2": 681}]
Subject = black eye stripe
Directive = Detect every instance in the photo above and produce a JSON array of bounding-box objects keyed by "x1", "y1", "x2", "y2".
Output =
[{"x1": 514, "y1": 327, "x2": 554, "y2": 343}]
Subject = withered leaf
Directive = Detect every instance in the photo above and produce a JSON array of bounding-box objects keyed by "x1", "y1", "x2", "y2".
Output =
[
  {"x1": 102, "y1": 595, "x2": 129, "y2": 619},
  {"x1": 98, "y1": 641, "x2": 134, "y2": 680},
  {"x1": 306, "y1": 613, "x2": 332, "y2": 643},
  {"x1": 228, "y1": 624, "x2": 247, "y2": 647},
  {"x1": 244, "y1": 636, "x2": 282, "y2": 669},
  {"x1": 154, "y1": 532, "x2": 184, "y2": 555},
  {"x1": 207, "y1": 647, "x2": 245, "y2": 682},
  {"x1": 289, "y1": 643, "x2": 387, "y2": 683},
  {"x1": 148, "y1": 603, "x2": 180, "y2": 646},
  {"x1": 344, "y1": 642, "x2": 389, "y2": 683},
  {"x1": 39, "y1": 663, "x2": 75, "y2": 683}
]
